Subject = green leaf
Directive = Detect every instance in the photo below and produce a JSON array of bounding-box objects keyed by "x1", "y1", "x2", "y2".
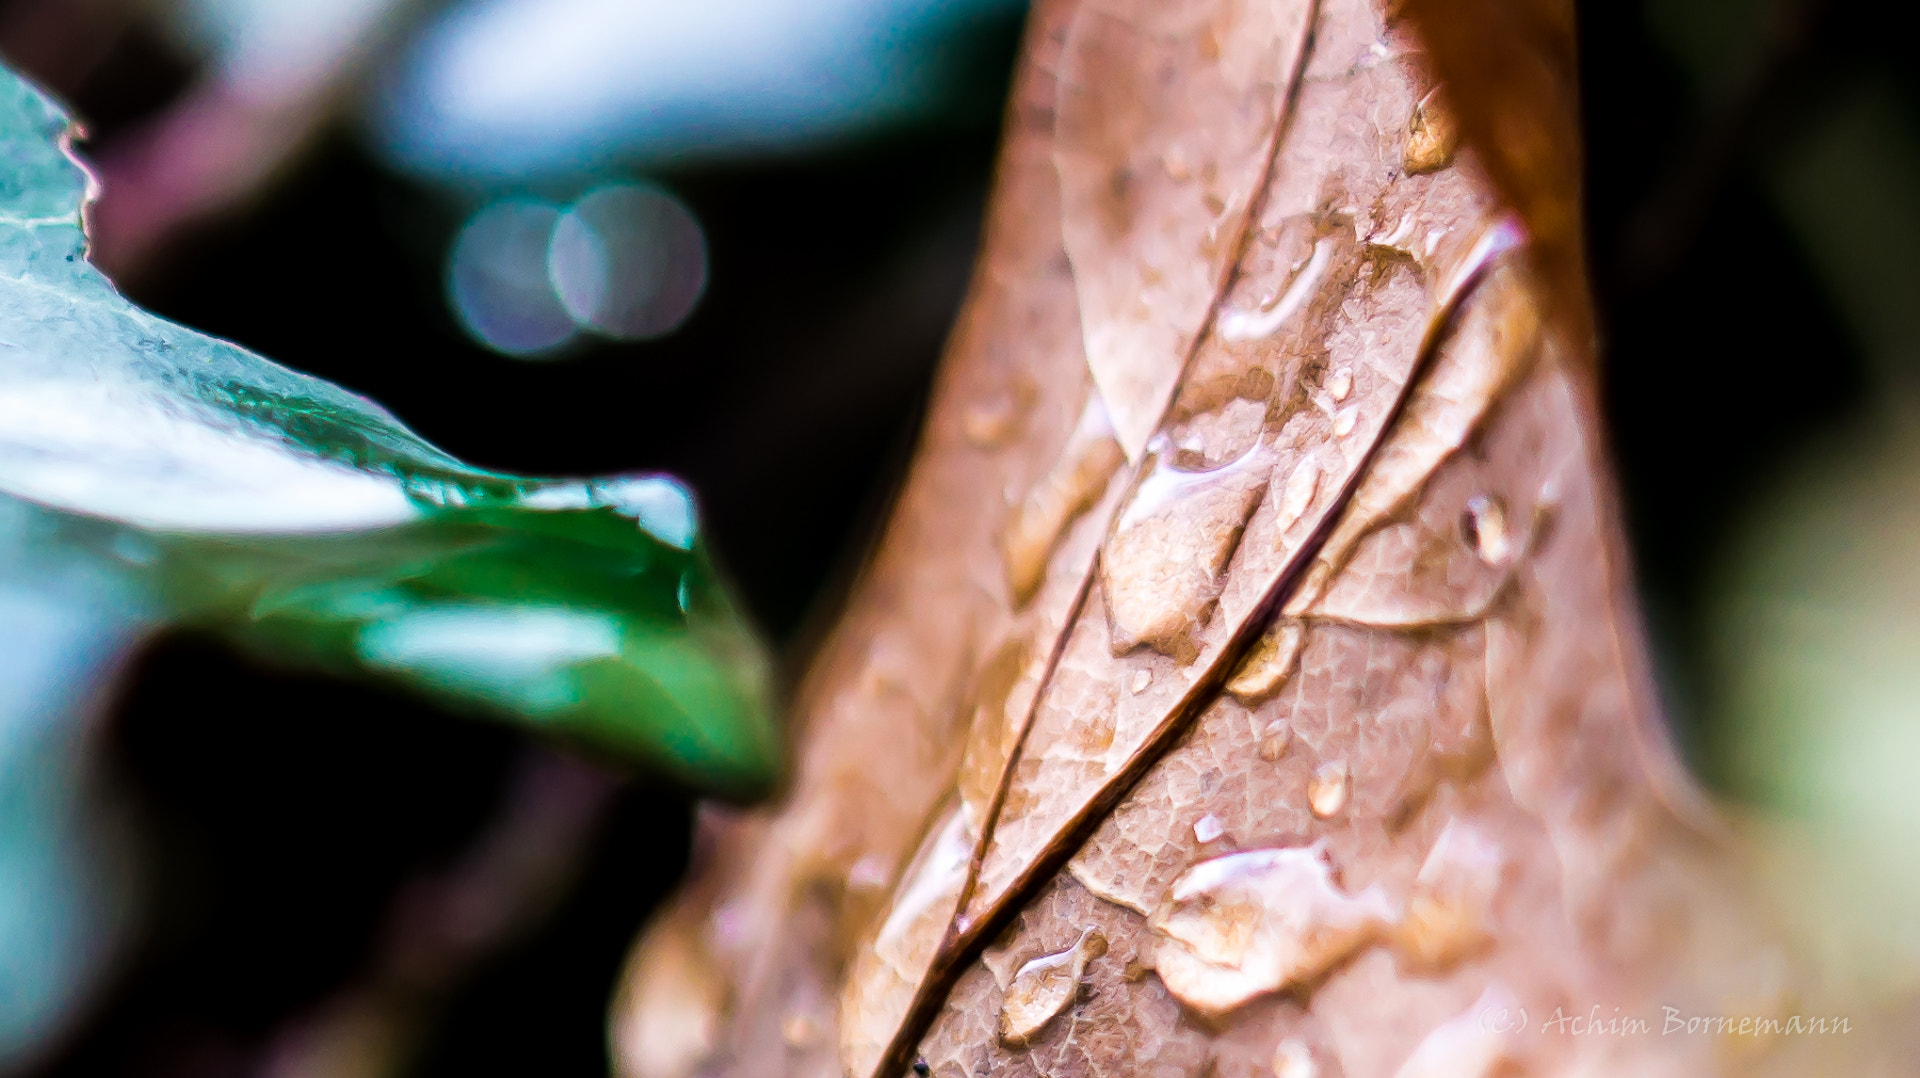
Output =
[{"x1": 0, "y1": 71, "x2": 779, "y2": 797}]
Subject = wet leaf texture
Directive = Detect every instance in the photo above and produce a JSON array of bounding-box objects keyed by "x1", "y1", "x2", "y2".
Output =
[
  {"x1": 1055, "y1": 0, "x2": 1314, "y2": 460},
  {"x1": 617, "y1": 0, "x2": 1787, "y2": 1073},
  {"x1": 0, "y1": 72, "x2": 776, "y2": 794}
]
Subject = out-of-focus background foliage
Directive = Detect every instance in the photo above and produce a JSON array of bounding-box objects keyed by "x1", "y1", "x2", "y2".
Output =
[{"x1": 0, "y1": 0, "x2": 1916, "y2": 1073}]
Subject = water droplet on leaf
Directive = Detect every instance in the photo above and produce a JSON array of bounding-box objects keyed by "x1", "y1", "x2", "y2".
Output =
[
  {"x1": 1271, "y1": 460, "x2": 1321, "y2": 539},
  {"x1": 1272, "y1": 1038, "x2": 1319, "y2": 1078},
  {"x1": 1308, "y1": 761, "x2": 1350, "y2": 818},
  {"x1": 1194, "y1": 814, "x2": 1226, "y2": 843},
  {"x1": 1219, "y1": 237, "x2": 1334, "y2": 342},
  {"x1": 1003, "y1": 398, "x2": 1125, "y2": 606},
  {"x1": 1462, "y1": 495, "x2": 1512, "y2": 566},
  {"x1": 848, "y1": 855, "x2": 892, "y2": 893},
  {"x1": 999, "y1": 927, "x2": 1106, "y2": 1047},
  {"x1": 1393, "y1": 820, "x2": 1504, "y2": 970},
  {"x1": 1229, "y1": 620, "x2": 1305, "y2": 705},
  {"x1": 1258, "y1": 720, "x2": 1295, "y2": 762},
  {"x1": 612, "y1": 910, "x2": 725, "y2": 1078},
  {"x1": 1102, "y1": 439, "x2": 1269, "y2": 660},
  {"x1": 1403, "y1": 88, "x2": 1459, "y2": 175},
  {"x1": 781, "y1": 1013, "x2": 820, "y2": 1048},
  {"x1": 1327, "y1": 368, "x2": 1353, "y2": 402},
  {"x1": 1150, "y1": 845, "x2": 1393, "y2": 1017},
  {"x1": 840, "y1": 807, "x2": 974, "y2": 1076},
  {"x1": 962, "y1": 380, "x2": 1036, "y2": 449}
]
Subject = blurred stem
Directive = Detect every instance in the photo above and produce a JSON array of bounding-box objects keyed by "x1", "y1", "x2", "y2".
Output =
[
  {"x1": 255, "y1": 748, "x2": 622, "y2": 1078},
  {"x1": 84, "y1": 0, "x2": 439, "y2": 281}
]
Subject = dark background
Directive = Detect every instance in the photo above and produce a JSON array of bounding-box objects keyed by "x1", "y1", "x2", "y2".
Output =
[{"x1": 0, "y1": 0, "x2": 1911, "y2": 1073}]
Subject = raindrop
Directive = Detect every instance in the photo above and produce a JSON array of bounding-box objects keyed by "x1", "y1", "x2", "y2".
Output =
[
  {"x1": 875, "y1": 808, "x2": 972, "y2": 959},
  {"x1": 1193, "y1": 814, "x2": 1226, "y2": 843},
  {"x1": 999, "y1": 928, "x2": 1106, "y2": 1047},
  {"x1": 1219, "y1": 237, "x2": 1333, "y2": 342},
  {"x1": 447, "y1": 200, "x2": 577, "y2": 357},
  {"x1": 1331, "y1": 408, "x2": 1357, "y2": 438},
  {"x1": 848, "y1": 855, "x2": 892, "y2": 893},
  {"x1": 963, "y1": 384, "x2": 1032, "y2": 448},
  {"x1": 1257, "y1": 720, "x2": 1294, "y2": 762},
  {"x1": 1372, "y1": 213, "x2": 1418, "y2": 250},
  {"x1": 551, "y1": 183, "x2": 708, "y2": 341},
  {"x1": 1462, "y1": 495, "x2": 1512, "y2": 566},
  {"x1": 1004, "y1": 398, "x2": 1125, "y2": 606},
  {"x1": 610, "y1": 475, "x2": 698, "y2": 549},
  {"x1": 1326, "y1": 368, "x2": 1352, "y2": 402},
  {"x1": 781, "y1": 1013, "x2": 820, "y2": 1048},
  {"x1": 1394, "y1": 820, "x2": 1504, "y2": 970},
  {"x1": 1308, "y1": 760, "x2": 1350, "y2": 818},
  {"x1": 1272, "y1": 1039, "x2": 1318, "y2": 1078},
  {"x1": 1150, "y1": 845, "x2": 1393, "y2": 1017},
  {"x1": 1271, "y1": 460, "x2": 1320, "y2": 538},
  {"x1": 1103, "y1": 438, "x2": 1270, "y2": 661},
  {"x1": 1403, "y1": 88, "x2": 1459, "y2": 175},
  {"x1": 1130, "y1": 668, "x2": 1153, "y2": 694},
  {"x1": 516, "y1": 474, "x2": 699, "y2": 548},
  {"x1": 1228, "y1": 620, "x2": 1304, "y2": 705}
]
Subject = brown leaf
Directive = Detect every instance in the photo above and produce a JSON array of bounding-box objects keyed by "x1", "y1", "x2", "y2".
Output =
[
  {"x1": 609, "y1": 0, "x2": 1817, "y2": 1074},
  {"x1": 1393, "y1": 0, "x2": 1591, "y2": 351},
  {"x1": 1056, "y1": 0, "x2": 1314, "y2": 459}
]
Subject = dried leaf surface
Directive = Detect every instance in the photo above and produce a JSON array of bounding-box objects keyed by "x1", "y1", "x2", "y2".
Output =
[
  {"x1": 943, "y1": 0, "x2": 1521, "y2": 998},
  {"x1": 612, "y1": 0, "x2": 1812, "y2": 1074},
  {"x1": 1056, "y1": 0, "x2": 1314, "y2": 458},
  {"x1": 611, "y1": 10, "x2": 1112, "y2": 1074}
]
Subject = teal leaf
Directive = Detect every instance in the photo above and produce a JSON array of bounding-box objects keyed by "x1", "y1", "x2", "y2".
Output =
[
  {"x1": 0, "y1": 70, "x2": 780, "y2": 798},
  {"x1": 0, "y1": 520, "x2": 139, "y2": 1069}
]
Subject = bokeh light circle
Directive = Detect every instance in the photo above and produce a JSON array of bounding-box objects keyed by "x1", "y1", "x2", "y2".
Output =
[
  {"x1": 446, "y1": 200, "x2": 578, "y2": 357},
  {"x1": 548, "y1": 183, "x2": 708, "y2": 340}
]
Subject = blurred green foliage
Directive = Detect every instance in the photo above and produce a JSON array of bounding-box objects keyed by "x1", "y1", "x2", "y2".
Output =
[{"x1": 0, "y1": 64, "x2": 776, "y2": 1069}]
